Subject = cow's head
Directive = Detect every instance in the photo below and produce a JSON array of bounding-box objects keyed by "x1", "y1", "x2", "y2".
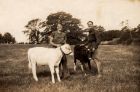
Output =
[{"x1": 84, "y1": 45, "x2": 95, "y2": 60}]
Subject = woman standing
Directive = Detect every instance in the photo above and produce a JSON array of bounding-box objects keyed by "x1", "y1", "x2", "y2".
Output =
[{"x1": 49, "y1": 23, "x2": 70, "y2": 78}]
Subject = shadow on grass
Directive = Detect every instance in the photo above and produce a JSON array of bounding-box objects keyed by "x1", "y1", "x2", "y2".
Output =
[
  {"x1": 37, "y1": 71, "x2": 50, "y2": 78},
  {"x1": 69, "y1": 66, "x2": 98, "y2": 76}
]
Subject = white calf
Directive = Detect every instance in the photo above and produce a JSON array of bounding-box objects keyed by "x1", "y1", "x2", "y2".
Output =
[{"x1": 28, "y1": 44, "x2": 72, "y2": 83}]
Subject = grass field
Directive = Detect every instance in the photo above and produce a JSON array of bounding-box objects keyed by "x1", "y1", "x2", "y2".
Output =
[{"x1": 0, "y1": 44, "x2": 139, "y2": 92}]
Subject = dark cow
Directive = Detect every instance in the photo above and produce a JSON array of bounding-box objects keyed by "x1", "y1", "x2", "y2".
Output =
[
  {"x1": 73, "y1": 28, "x2": 102, "y2": 76},
  {"x1": 74, "y1": 45, "x2": 101, "y2": 76},
  {"x1": 74, "y1": 45, "x2": 93, "y2": 75}
]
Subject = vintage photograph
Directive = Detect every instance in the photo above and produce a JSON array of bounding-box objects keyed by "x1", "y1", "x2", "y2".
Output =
[{"x1": 0, "y1": 0, "x2": 140, "y2": 92}]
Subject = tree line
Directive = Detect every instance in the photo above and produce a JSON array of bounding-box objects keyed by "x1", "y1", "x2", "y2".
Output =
[
  {"x1": 23, "y1": 11, "x2": 104, "y2": 44},
  {"x1": 23, "y1": 11, "x2": 140, "y2": 45},
  {"x1": 101, "y1": 24, "x2": 140, "y2": 45},
  {"x1": 0, "y1": 32, "x2": 16, "y2": 44}
]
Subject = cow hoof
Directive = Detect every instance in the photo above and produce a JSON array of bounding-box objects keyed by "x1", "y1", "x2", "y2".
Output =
[
  {"x1": 33, "y1": 77, "x2": 38, "y2": 81},
  {"x1": 35, "y1": 78, "x2": 38, "y2": 82},
  {"x1": 97, "y1": 74, "x2": 101, "y2": 78},
  {"x1": 74, "y1": 68, "x2": 76, "y2": 72},
  {"x1": 52, "y1": 81, "x2": 55, "y2": 84}
]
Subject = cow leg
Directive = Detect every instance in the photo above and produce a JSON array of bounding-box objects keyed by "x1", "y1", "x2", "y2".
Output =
[
  {"x1": 81, "y1": 62, "x2": 87, "y2": 76},
  {"x1": 80, "y1": 64, "x2": 84, "y2": 72},
  {"x1": 32, "y1": 63, "x2": 38, "y2": 81},
  {"x1": 74, "y1": 57, "x2": 77, "y2": 71},
  {"x1": 55, "y1": 66, "x2": 61, "y2": 82},
  {"x1": 94, "y1": 58, "x2": 101, "y2": 77},
  {"x1": 88, "y1": 61, "x2": 92, "y2": 70},
  {"x1": 49, "y1": 66, "x2": 55, "y2": 83}
]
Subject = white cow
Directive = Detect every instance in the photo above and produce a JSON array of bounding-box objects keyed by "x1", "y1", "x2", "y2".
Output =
[{"x1": 28, "y1": 44, "x2": 72, "y2": 83}]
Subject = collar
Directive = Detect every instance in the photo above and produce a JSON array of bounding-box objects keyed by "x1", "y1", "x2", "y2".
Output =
[
  {"x1": 60, "y1": 46, "x2": 72, "y2": 55},
  {"x1": 60, "y1": 46, "x2": 65, "y2": 55}
]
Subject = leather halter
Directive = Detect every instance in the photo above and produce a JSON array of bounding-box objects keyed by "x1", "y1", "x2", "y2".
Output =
[
  {"x1": 60, "y1": 46, "x2": 65, "y2": 55},
  {"x1": 60, "y1": 46, "x2": 72, "y2": 55}
]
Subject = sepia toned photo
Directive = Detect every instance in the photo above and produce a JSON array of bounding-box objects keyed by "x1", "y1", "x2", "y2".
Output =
[{"x1": 0, "y1": 0, "x2": 140, "y2": 92}]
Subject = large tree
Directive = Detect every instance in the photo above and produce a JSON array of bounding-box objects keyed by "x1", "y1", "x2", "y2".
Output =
[
  {"x1": 46, "y1": 12, "x2": 83, "y2": 44},
  {"x1": 3, "y1": 32, "x2": 16, "y2": 44},
  {"x1": 46, "y1": 12, "x2": 81, "y2": 32},
  {"x1": 23, "y1": 18, "x2": 46, "y2": 44}
]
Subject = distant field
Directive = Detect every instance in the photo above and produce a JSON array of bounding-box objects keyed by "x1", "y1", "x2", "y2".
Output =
[{"x1": 0, "y1": 44, "x2": 139, "y2": 92}]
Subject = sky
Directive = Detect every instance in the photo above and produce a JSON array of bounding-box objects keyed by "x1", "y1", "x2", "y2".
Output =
[{"x1": 0, "y1": 0, "x2": 140, "y2": 42}]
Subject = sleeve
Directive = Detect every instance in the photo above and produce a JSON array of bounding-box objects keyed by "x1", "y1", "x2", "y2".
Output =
[
  {"x1": 83, "y1": 28, "x2": 90, "y2": 32},
  {"x1": 51, "y1": 31, "x2": 55, "y2": 38},
  {"x1": 64, "y1": 32, "x2": 67, "y2": 43},
  {"x1": 95, "y1": 31, "x2": 101, "y2": 49}
]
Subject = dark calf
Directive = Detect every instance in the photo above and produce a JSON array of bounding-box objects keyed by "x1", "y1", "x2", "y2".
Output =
[{"x1": 74, "y1": 45, "x2": 94, "y2": 75}]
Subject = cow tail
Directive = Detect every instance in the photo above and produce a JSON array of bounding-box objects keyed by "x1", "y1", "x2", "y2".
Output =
[{"x1": 28, "y1": 52, "x2": 32, "y2": 69}]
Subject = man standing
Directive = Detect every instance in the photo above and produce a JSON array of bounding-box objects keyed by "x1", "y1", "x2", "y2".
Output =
[
  {"x1": 83, "y1": 21, "x2": 101, "y2": 49},
  {"x1": 82, "y1": 21, "x2": 101, "y2": 77},
  {"x1": 49, "y1": 23, "x2": 70, "y2": 78}
]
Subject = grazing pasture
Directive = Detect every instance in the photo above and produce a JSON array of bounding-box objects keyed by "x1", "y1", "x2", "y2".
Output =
[{"x1": 0, "y1": 44, "x2": 139, "y2": 92}]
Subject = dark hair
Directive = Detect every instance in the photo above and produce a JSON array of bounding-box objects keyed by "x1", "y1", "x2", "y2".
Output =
[{"x1": 87, "y1": 21, "x2": 93, "y2": 25}]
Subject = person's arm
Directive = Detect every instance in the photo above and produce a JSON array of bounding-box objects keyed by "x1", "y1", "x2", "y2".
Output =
[
  {"x1": 64, "y1": 33, "x2": 67, "y2": 44},
  {"x1": 94, "y1": 31, "x2": 101, "y2": 49},
  {"x1": 80, "y1": 36, "x2": 89, "y2": 46},
  {"x1": 83, "y1": 28, "x2": 90, "y2": 32}
]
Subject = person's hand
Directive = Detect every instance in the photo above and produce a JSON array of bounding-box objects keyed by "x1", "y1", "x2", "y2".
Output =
[
  {"x1": 80, "y1": 44, "x2": 85, "y2": 46},
  {"x1": 92, "y1": 48, "x2": 95, "y2": 51},
  {"x1": 56, "y1": 44, "x2": 61, "y2": 47}
]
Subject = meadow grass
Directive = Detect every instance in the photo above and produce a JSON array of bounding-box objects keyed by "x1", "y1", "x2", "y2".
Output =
[{"x1": 0, "y1": 44, "x2": 139, "y2": 92}]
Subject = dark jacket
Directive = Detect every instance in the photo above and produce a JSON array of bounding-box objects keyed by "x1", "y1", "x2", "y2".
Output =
[{"x1": 84, "y1": 27, "x2": 101, "y2": 49}]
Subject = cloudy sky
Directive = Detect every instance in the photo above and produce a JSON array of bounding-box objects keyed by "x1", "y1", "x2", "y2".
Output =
[{"x1": 0, "y1": 0, "x2": 140, "y2": 42}]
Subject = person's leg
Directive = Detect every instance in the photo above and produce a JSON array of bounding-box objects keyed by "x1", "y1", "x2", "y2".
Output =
[
  {"x1": 93, "y1": 49, "x2": 102, "y2": 77},
  {"x1": 60, "y1": 55, "x2": 70, "y2": 78}
]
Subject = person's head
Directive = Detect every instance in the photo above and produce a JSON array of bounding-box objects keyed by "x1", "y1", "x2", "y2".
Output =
[
  {"x1": 87, "y1": 21, "x2": 93, "y2": 28},
  {"x1": 57, "y1": 23, "x2": 63, "y2": 32}
]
